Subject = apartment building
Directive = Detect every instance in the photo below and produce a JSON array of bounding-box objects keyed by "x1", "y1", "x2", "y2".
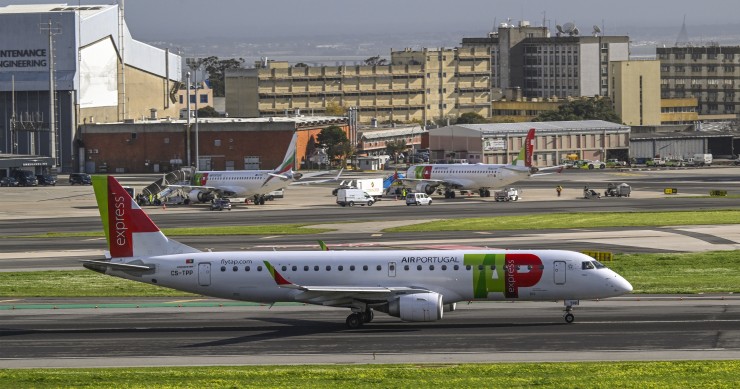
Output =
[
  {"x1": 461, "y1": 21, "x2": 629, "y2": 100},
  {"x1": 609, "y1": 60, "x2": 661, "y2": 126},
  {"x1": 657, "y1": 46, "x2": 740, "y2": 120},
  {"x1": 225, "y1": 47, "x2": 491, "y2": 125}
]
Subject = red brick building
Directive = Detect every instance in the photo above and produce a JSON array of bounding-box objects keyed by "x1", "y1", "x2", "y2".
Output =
[{"x1": 78, "y1": 116, "x2": 349, "y2": 173}]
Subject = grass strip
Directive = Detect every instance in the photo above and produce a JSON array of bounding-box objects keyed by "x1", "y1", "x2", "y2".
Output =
[
  {"x1": 1, "y1": 361, "x2": 739, "y2": 388},
  {"x1": 385, "y1": 209, "x2": 740, "y2": 232},
  {"x1": 0, "y1": 251, "x2": 737, "y2": 297}
]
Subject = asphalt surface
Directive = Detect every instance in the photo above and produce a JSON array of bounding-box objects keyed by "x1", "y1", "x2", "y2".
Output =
[{"x1": 0, "y1": 167, "x2": 739, "y2": 367}]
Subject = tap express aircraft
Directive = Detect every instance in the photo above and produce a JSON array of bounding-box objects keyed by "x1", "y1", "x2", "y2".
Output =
[
  {"x1": 400, "y1": 129, "x2": 563, "y2": 198},
  {"x1": 166, "y1": 132, "x2": 338, "y2": 205},
  {"x1": 83, "y1": 175, "x2": 632, "y2": 328}
]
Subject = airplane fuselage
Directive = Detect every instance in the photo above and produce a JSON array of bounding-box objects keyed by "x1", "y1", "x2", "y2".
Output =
[
  {"x1": 406, "y1": 164, "x2": 529, "y2": 191},
  {"x1": 192, "y1": 170, "x2": 290, "y2": 198},
  {"x1": 105, "y1": 249, "x2": 631, "y2": 305}
]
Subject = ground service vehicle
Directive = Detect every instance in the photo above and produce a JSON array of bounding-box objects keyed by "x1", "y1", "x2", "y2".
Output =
[
  {"x1": 494, "y1": 188, "x2": 520, "y2": 201},
  {"x1": 337, "y1": 188, "x2": 374, "y2": 207},
  {"x1": 692, "y1": 154, "x2": 713, "y2": 166},
  {"x1": 210, "y1": 198, "x2": 232, "y2": 211},
  {"x1": 604, "y1": 183, "x2": 631, "y2": 197},
  {"x1": 406, "y1": 192, "x2": 432, "y2": 206}
]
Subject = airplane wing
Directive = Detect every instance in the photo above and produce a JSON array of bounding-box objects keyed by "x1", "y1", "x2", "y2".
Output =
[
  {"x1": 530, "y1": 165, "x2": 566, "y2": 177},
  {"x1": 396, "y1": 177, "x2": 465, "y2": 190},
  {"x1": 290, "y1": 168, "x2": 344, "y2": 185}
]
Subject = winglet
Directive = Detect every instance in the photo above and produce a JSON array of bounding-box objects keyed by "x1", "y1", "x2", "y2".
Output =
[
  {"x1": 318, "y1": 240, "x2": 329, "y2": 251},
  {"x1": 264, "y1": 261, "x2": 295, "y2": 287}
]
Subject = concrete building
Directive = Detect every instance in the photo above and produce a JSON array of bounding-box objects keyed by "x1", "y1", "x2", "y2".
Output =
[
  {"x1": 461, "y1": 21, "x2": 630, "y2": 100},
  {"x1": 657, "y1": 45, "x2": 740, "y2": 120},
  {"x1": 225, "y1": 47, "x2": 491, "y2": 126},
  {"x1": 358, "y1": 126, "x2": 425, "y2": 156},
  {"x1": 78, "y1": 116, "x2": 348, "y2": 174},
  {"x1": 177, "y1": 81, "x2": 214, "y2": 116},
  {"x1": 609, "y1": 60, "x2": 661, "y2": 126},
  {"x1": 0, "y1": 3, "x2": 181, "y2": 173},
  {"x1": 426, "y1": 120, "x2": 631, "y2": 165},
  {"x1": 660, "y1": 98, "x2": 699, "y2": 125}
]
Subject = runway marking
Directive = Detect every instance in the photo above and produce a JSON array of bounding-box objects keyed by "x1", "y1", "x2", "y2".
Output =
[
  {"x1": 167, "y1": 299, "x2": 210, "y2": 304},
  {"x1": 260, "y1": 236, "x2": 279, "y2": 240},
  {"x1": 474, "y1": 232, "x2": 492, "y2": 235},
  {"x1": 585, "y1": 319, "x2": 740, "y2": 324},
  {"x1": 371, "y1": 234, "x2": 383, "y2": 237},
  {"x1": 0, "y1": 299, "x2": 20, "y2": 303}
]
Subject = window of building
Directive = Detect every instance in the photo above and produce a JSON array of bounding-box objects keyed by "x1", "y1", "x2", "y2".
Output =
[
  {"x1": 200, "y1": 94, "x2": 208, "y2": 104},
  {"x1": 179, "y1": 95, "x2": 183, "y2": 104},
  {"x1": 189, "y1": 95, "x2": 196, "y2": 104}
]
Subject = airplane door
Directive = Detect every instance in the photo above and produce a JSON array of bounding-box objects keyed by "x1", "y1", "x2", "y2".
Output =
[
  {"x1": 198, "y1": 263, "x2": 211, "y2": 286},
  {"x1": 388, "y1": 262, "x2": 396, "y2": 277},
  {"x1": 553, "y1": 261, "x2": 566, "y2": 285}
]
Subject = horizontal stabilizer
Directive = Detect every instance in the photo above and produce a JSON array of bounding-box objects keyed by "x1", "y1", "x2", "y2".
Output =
[{"x1": 81, "y1": 260, "x2": 154, "y2": 271}]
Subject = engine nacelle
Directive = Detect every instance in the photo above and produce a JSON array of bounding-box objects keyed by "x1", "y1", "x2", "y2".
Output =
[
  {"x1": 188, "y1": 190, "x2": 214, "y2": 203},
  {"x1": 387, "y1": 292, "x2": 443, "y2": 322},
  {"x1": 415, "y1": 183, "x2": 436, "y2": 195}
]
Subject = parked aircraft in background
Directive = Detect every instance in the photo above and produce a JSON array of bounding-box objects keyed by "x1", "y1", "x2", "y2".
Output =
[
  {"x1": 83, "y1": 175, "x2": 633, "y2": 328},
  {"x1": 399, "y1": 129, "x2": 563, "y2": 198},
  {"x1": 166, "y1": 133, "x2": 338, "y2": 204}
]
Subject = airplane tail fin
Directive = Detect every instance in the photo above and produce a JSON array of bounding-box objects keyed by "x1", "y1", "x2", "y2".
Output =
[
  {"x1": 92, "y1": 175, "x2": 200, "y2": 258},
  {"x1": 511, "y1": 128, "x2": 535, "y2": 168},
  {"x1": 273, "y1": 132, "x2": 298, "y2": 175}
]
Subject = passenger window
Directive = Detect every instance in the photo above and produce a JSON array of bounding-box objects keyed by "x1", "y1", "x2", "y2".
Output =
[
  {"x1": 466, "y1": 265, "x2": 471, "y2": 271},
  {"x1": 582, "y1": 261, "x2": 595, "y2": 270},
  {"x1": 338, "y1": 265, "x2": 343, "y2": 271},
  {"x1": 221, "y1": 266, "x2": 226, "y2": 272},
  {"x1": 233, "y1": 266, "x2": 238, "y2": 272},
  {"x1": 326, "y1": 265, "x2": 331, "y2": 271},
  {"x1": 417, "y1": 265, "x2": 422, "y2": 271},
  {"x1": 257, "y1": 266, "x2": 263, "y2": 272},
  {"x1": 404, "y1": 265, "x2": 409, "y2": 271},
  {"x1": 292, "y1": 266, "x2": 297, "y2": 271},
  {"x1": 376, "y1": 265, "x2": 381, "y2": 271},
  {"x1": 442, "y1": 265, "x2": 447, "y2": 271},
  {"x1": 350, "y1": 265, "x2": 355, "y2": 271},
  {"x1": 363, "y1": 265, "x2": 368, "y2": 271},
  {"x1": 281, "y1": 266, "x2": 287, "y2": 271},
  {"x1": 245, "y1": 266, "x2": 250, "y2": 272},
  {"x1": 478, "y1": 265, "x2": 484, "y2": 270},
  {"x1": 304, "y1": 266, "x2": 309, "y2": 271},
  {"x1": 429, "y1": 265, "x2": 435, "y2": 271},
  {"x1": 314, "y1": 265, "x2": 319, "y2": 271},
  {"x1": 454, "y1": 265, "x2": 459, "y2": 271}
]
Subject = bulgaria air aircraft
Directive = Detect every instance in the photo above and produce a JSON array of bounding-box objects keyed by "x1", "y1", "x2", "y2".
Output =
[
  {"x1": 401, "y1": 128, "x2": 562, "y2": 198},
  {"x1": 167, "y1": 132, "x2": 337, "y2": 205},
  {"x1": 84, "y1": 175, "x2": 632, "y2": 328}
]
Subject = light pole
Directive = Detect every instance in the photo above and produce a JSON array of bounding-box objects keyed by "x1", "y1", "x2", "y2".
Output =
[
  {"x1": 185, "y1": 71, "x2": 191, "y2": 167},
  {"x1": 186, "y1": 58, "x2": 204, "y2": 170}
]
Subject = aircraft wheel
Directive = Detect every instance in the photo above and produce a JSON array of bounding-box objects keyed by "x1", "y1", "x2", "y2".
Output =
[
  {"x1": 479, "y1": 189, "x2": 485, "y2": 197},
  {"x1": 484, "y1": 190, "x2": 491, "y2": 197},
  {"x1": 362, "y1": 310, "x2": 374, "y2": 323},
  {"x1": 451, "y1": 191, "x2": 456, "y2": 199},
  {"x1": 348, "y1": 201, "x2": 354, "y2": 207},
  {"x1": 346, "y1": 313, "x2": 363, "y2": 329},
  {"x1": 564, "y1": 313, "x2": 575, "y2": 324}
]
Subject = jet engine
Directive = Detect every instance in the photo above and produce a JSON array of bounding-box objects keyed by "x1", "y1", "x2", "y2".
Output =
[
  {"x1": 188, "y1": 190, "x2": 214, "y2": 203},
  {"x1": 385, "y1": 292, "x2": 444, "y2": 322},
  {"x1": 415, "y1": 183, "x2": 436, "y2": 195}
]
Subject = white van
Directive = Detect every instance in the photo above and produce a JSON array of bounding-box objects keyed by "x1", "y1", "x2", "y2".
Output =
[
  {"x1": 406, "y1": 192, "x2": 432, "y2": 206},
  {"x1": 336, "y1": 188, "x2": 374, "y2": 207}
]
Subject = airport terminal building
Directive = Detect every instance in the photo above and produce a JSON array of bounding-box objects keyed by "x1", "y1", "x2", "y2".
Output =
[{"x1": 0, "y1": 3, "x2": 181, "y2": 174}]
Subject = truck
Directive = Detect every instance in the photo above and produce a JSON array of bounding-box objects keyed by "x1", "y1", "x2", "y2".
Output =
[
  {"x1": 692, "y1": 154, "x2": 713, "y2": 166},
  {"x1": 332, "y1": 178, "x2": 384, "y2": 199},
  {"x1": 494, "y1": 187, "x2": 520, "y2": 201},
  {"x1": 336, "y1": 188, "x2": 375, "y2": 207}
]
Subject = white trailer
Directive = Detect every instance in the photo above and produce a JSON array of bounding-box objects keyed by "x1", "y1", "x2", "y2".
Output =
[{"x1": 354, "y1": 178, "x2": 384, "y2": 200}]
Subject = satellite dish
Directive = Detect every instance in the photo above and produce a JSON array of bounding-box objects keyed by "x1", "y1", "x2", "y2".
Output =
[
  {"x1": 572, "y1": 27, "x2": 580, "y2": 36},
  {"x1": 562, "y1": 22, "x2": 575, "y2": 34},
  {"x1": 593, "y1": 25, "x2": 601, "y2": 33},
  {"x1": 556, "y1": 24, "x2": 564, "y2": 33}
]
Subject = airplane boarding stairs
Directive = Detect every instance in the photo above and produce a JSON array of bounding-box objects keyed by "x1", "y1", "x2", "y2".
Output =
[{"x1": 141, "y1": 168, "x2": 194, "y2": 203}]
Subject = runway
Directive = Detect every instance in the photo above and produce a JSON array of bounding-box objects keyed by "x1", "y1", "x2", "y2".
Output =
[{"x1": 2, "y1": 296, "x2": 740, "y2": 367}]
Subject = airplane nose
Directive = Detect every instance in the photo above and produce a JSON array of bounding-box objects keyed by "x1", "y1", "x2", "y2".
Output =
[{"x1": 615, "y1": 276, "x2": 633, "y2": 294}]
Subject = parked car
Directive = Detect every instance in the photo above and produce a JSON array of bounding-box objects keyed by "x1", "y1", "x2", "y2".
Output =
[
  {"x1": 69, "y1": 173, "x2": 92, "y2": 185},
  {"x1": 36, "y1": 174, "x2": 57, "y2": 186},
  {"x1": 11, "y1": 170, "x2": 38, "y2": 186},
  {"x1": 406, "y1": 192, "x2": 432, "y2": 206},
  {"x1": 0, "y1": 177, "x2": 19, "y2": 187},
  {"x1": 210, "y1": 198, "x2": 232, "y2": 211}
]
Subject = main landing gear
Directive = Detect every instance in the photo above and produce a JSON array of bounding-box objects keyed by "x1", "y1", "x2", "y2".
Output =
[
  {"x1": 345, "y1": 309, "x2": 374, "y2": 329},
  {"x1": 563, "y1": 300, "x2": 579, "y2": 323}
]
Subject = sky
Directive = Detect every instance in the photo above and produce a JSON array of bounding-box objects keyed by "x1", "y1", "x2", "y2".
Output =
[{"x1": 2, "y1": 0, "x2": 740, "y2": 42}]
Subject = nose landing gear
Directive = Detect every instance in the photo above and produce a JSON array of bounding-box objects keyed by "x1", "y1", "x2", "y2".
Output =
[{"x1": 563, "y1": 300, "x2": 579, "y2": 323}]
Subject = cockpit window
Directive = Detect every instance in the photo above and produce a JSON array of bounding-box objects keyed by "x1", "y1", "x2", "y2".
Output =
[
  {"x1": 592, "y1": 260, "x2": 606, "y2": 269},
  {"x1": 581, "y1": 261, "x2": 595, "y2": 270}
]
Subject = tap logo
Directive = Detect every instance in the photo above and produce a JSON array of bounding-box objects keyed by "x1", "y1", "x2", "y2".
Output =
[{"x1": 465, "y1": 253, "x2": 543, "y2": 299}]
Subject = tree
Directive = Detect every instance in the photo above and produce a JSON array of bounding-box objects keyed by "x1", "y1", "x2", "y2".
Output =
[
  {"x1": 317, "y1": 125, "x2": 350, "y2": 167},
  {"x1": 201, "y1": 56, "x2": 245, "y2": 97},
  {"x1": 534, "y1": 98, "x2": 622, "y2": 123},
  {"x1": 364, "y1": 55, "x2": 387, "y2": 66},
  {"x1": 294, "y1": 62, "x2": 309, "y2": 67},
  {"x1": 456, "y1": 112, "x2": 490, "y2": 124},
  {"x1": 197, "y1": 106, "x2": 220, "y2": 118},
  {"x1": 325, "y1": 102, "x2": 346, "y2": 116},
  {"x1": 385, "y1": 140, "x2": 407, "y2": 163}
]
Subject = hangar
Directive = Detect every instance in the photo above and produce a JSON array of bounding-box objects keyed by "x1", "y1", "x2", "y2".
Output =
[{"x1": 0, "y1": 3, "x2": 181, "y2": 173}]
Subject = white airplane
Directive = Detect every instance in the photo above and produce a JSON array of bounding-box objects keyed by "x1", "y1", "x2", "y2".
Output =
[
  {"x1": 168, "y1": 132, "x2": 339, "y2": 205},
  {"x1": 83, "y1": 175, "x2": 633, "y2": 328},
  {"x1": 400, "y1": 128, "x2": 563, "y2": 198}
]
